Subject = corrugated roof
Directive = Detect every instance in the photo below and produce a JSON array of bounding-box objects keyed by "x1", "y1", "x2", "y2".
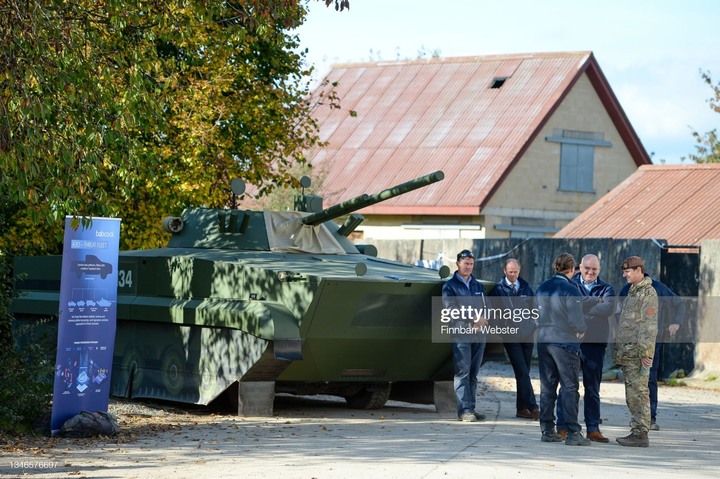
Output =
[
  {"x1": 554, "y1": 164, "x2": 720, "y2": 246},
  {"x1": 307, "y1": 52, "x2": 651, "y2": 215}
]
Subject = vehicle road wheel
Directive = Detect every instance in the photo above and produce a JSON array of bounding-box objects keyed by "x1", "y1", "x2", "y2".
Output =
[
  {"x1": 117, "y1": 344, "x2": 144, "y2": 397},
  {"x1": 344, "y1": 384, "x2": 391, "y2": 409},
  {"x1": 160, "y1": 347, "x2": 186, "y2": 396}
]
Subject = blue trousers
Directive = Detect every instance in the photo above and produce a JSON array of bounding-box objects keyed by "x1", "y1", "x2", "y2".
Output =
[
  {"x1": 503, "y1": 340, "x2": 538, "y2": 412},
  {"x1": 453, "y1": 340, "x2": 486, "y2": 416},
  {"x1": 649, "y1": 341, "x2": 662, "y2": 421},
  {"x1": 557, "y1": 342, "x2": 606, "y2": 432},
  {"x1": 538, "y1": 343, "x2": 582, "y2": 433}
]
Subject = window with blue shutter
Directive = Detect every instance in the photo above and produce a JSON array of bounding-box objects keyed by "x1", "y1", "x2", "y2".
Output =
[{"x1": 546, "y1": 129, "x2": 612, "y2": 193}]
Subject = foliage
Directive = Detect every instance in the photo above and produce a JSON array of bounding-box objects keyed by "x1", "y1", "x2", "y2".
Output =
[
  {"x1": 0, "y1": 255, "x2": 12, "y2": 352},
  {"x1": 0, "y1": 0, "x2": 338, "y2": 255},
  {"x1": 0, "y1": 257, "x2": 54, "y2": 434},
  {"x1": 324, "y1": 0, "x2": 350, "y2": 11},
  {"x1": 0, "y1": 328, "x2": 55, "y2": 434},
  {"x1": 684, "y1": 71, "x2": 720, "y2": 164}
]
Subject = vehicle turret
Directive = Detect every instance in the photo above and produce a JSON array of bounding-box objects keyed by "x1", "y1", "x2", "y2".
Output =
[{"x1": 158, "y1": 171, "x2": 445, "y2": 255}]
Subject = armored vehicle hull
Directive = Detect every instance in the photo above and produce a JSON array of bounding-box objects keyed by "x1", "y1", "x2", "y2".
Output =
[{"x1": 12, "y1": 172, "x2": 457, "y2": 415}]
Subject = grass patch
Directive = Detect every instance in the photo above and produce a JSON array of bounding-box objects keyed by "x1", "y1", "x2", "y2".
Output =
[{"x1": 664, "y1": 378, "x2": 687, "y2": 387}]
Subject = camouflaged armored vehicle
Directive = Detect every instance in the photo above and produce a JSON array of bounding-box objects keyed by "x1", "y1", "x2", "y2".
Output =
[{"x1": 12, "y1": 171, "x2": 458, "y2": 415}]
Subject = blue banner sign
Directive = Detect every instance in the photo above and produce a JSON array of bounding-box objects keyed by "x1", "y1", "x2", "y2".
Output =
[{"x1": 51, "y1": 217, "x2": 121, "y2": 436}]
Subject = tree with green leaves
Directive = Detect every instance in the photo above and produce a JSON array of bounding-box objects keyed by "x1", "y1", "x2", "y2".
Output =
[
  {"x1": 685, "y1": 71, "x2": 720, "y2": 163},
  {"x1": 0, "y1": 0, "x2": 337, "y2": 255}
]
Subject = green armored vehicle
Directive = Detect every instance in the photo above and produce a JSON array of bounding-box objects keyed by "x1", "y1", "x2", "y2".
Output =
[{"x1": 12, "y1": 171, "x2": 457, "y2": 415}]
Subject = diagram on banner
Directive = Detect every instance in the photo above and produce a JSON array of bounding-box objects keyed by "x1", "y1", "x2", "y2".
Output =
[
  {"x1": 72, "y1": 254, "x2": 113, "y2": 279},
  {"x1": 56, "y1": 348, "x2": 110, "y2": 393},
  {"x1": 66, "y1": 288, "x2": 114, "y2": 314}
]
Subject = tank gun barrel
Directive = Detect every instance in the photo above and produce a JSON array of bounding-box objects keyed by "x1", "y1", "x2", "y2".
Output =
[
  {"x1": 301, "y1": 193, "x2": 370, "y2": 226},
  {"x1": 301, "y1": 170, "x2": 444, "y2": 226}
]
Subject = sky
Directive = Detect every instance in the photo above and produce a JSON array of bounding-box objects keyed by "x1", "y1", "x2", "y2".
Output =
[{"x1": 296, "y1": 0, "x2": 720, "y2": 164}]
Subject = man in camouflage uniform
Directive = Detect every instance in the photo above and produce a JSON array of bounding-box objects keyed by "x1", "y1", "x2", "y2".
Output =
[{"x1": 614, "y1": 256, "x2": 658, "y2": 447}]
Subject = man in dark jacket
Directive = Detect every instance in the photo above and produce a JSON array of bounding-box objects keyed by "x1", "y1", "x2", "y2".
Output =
[
  {"x1": 489, "y1": 258, "x2": 538, "y2": 420},
  {"x1": 535, "y1": 253, "x2": 589, "y2": 446},
  {"x1": 556, "y1": 254, "x2": 616, "y2": 443},
  {"x1": 442, "y1": 249, "x2": 489, "y2": 422},
  {"x1": 619, "y1": 271, "x2": 685, "y2": 431}
]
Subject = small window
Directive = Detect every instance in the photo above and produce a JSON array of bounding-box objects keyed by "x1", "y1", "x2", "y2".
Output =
[
  {"x1": 546, "y1": 129, "x2": 612, "y2": 193},
  {"x1": 490, "y1": 77, "x2": 507, "y2": 89},
  {"x1": 559, "y1": 143, "x2": 595, "y2": 193}
]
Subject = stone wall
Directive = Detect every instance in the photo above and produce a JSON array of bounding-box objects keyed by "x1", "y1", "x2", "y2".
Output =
[{"x1": 697, "y1": 239, "x2": 720, "y2": 376}]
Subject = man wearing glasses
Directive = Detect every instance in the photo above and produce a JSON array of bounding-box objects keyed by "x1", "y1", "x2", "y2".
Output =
[{"x1": 556, "y1": 254, "x2": 616, "y2": 443}]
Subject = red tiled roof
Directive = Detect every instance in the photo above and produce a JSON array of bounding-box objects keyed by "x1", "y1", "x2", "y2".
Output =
[
  {"x1": 307, "y1": 52, "x2": 650, "y2": 215},
  {"x1": 555, "y1": 164, "x2": 720, "y2": 246}
]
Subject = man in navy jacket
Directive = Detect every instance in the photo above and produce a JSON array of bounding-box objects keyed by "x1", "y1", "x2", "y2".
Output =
[
  {"x1": 535, "y1": 253, "x2": 589, "y2": 446},
  {"x1": 489, "y1": 258, "x2": 539, "y2": 420},
  {"x1": 556, "y1": 254, "x2": 616, "y2": 442},
  {"x1": 442, "y1": 249, "x2": 489, "y2": 422}
]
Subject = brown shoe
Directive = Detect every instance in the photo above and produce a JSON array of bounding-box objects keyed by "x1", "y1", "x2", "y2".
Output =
[
  {"x1": 558, "y1": 429, "x2": 567, "y2": 440},
  {"x1": 587, "y1": 431, "x2": 610, "y2": 443},
  {"x1": 530, "y1": 408, "x2": 540, "y2": 420},
  {"x1": 516, "y1": 409, "x2": 535, "y2": 419}
]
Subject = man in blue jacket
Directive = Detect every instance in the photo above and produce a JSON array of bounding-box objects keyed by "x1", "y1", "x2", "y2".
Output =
[
  {"x1": 556, "y1": 254, "x2": 616, "y2": 443},
  {"x1": 619, "y1": 271, "x2": 685, "y2": 431},
  {"x1": 535, "y1": 253, "x2": 589, "y2": 446},
  {"x1": 489, "y1": 258, "x2": 539, "y2": 420},
  {"x1": 442, "y1": 249, "x2": 489, "y2": 422}
]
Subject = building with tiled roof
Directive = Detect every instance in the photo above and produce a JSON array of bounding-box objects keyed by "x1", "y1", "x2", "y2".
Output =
[
  {"x1": 305, "y1": 51, "x2": 651, "y2": 240},
  {"x1": 555, "y1": 164, "x2": 720, "y2": 246}
]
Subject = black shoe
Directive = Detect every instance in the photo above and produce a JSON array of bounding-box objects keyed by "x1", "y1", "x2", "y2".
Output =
[
  {"x1": 565, "y1": 432, "x2": 591, "y2": 446},
  {"x1": 474, "y1": 412, "x2": 486, "y2": 421},
  {"x1": 541, "y1": 429, "x2": 564, "y2": 442},
  {"x1": 458, "y1": 412, "x2": 477, "y2": 422}
]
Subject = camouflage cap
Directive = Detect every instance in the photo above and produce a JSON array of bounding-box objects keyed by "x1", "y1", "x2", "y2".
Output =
[{"x1": 621, "y1": 256, "x2": 644, "y2": 269}]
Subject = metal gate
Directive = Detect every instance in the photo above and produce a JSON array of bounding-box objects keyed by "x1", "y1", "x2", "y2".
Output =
[{"x1": 658, "y1": 246, "x2": 700, "y2": 379}]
